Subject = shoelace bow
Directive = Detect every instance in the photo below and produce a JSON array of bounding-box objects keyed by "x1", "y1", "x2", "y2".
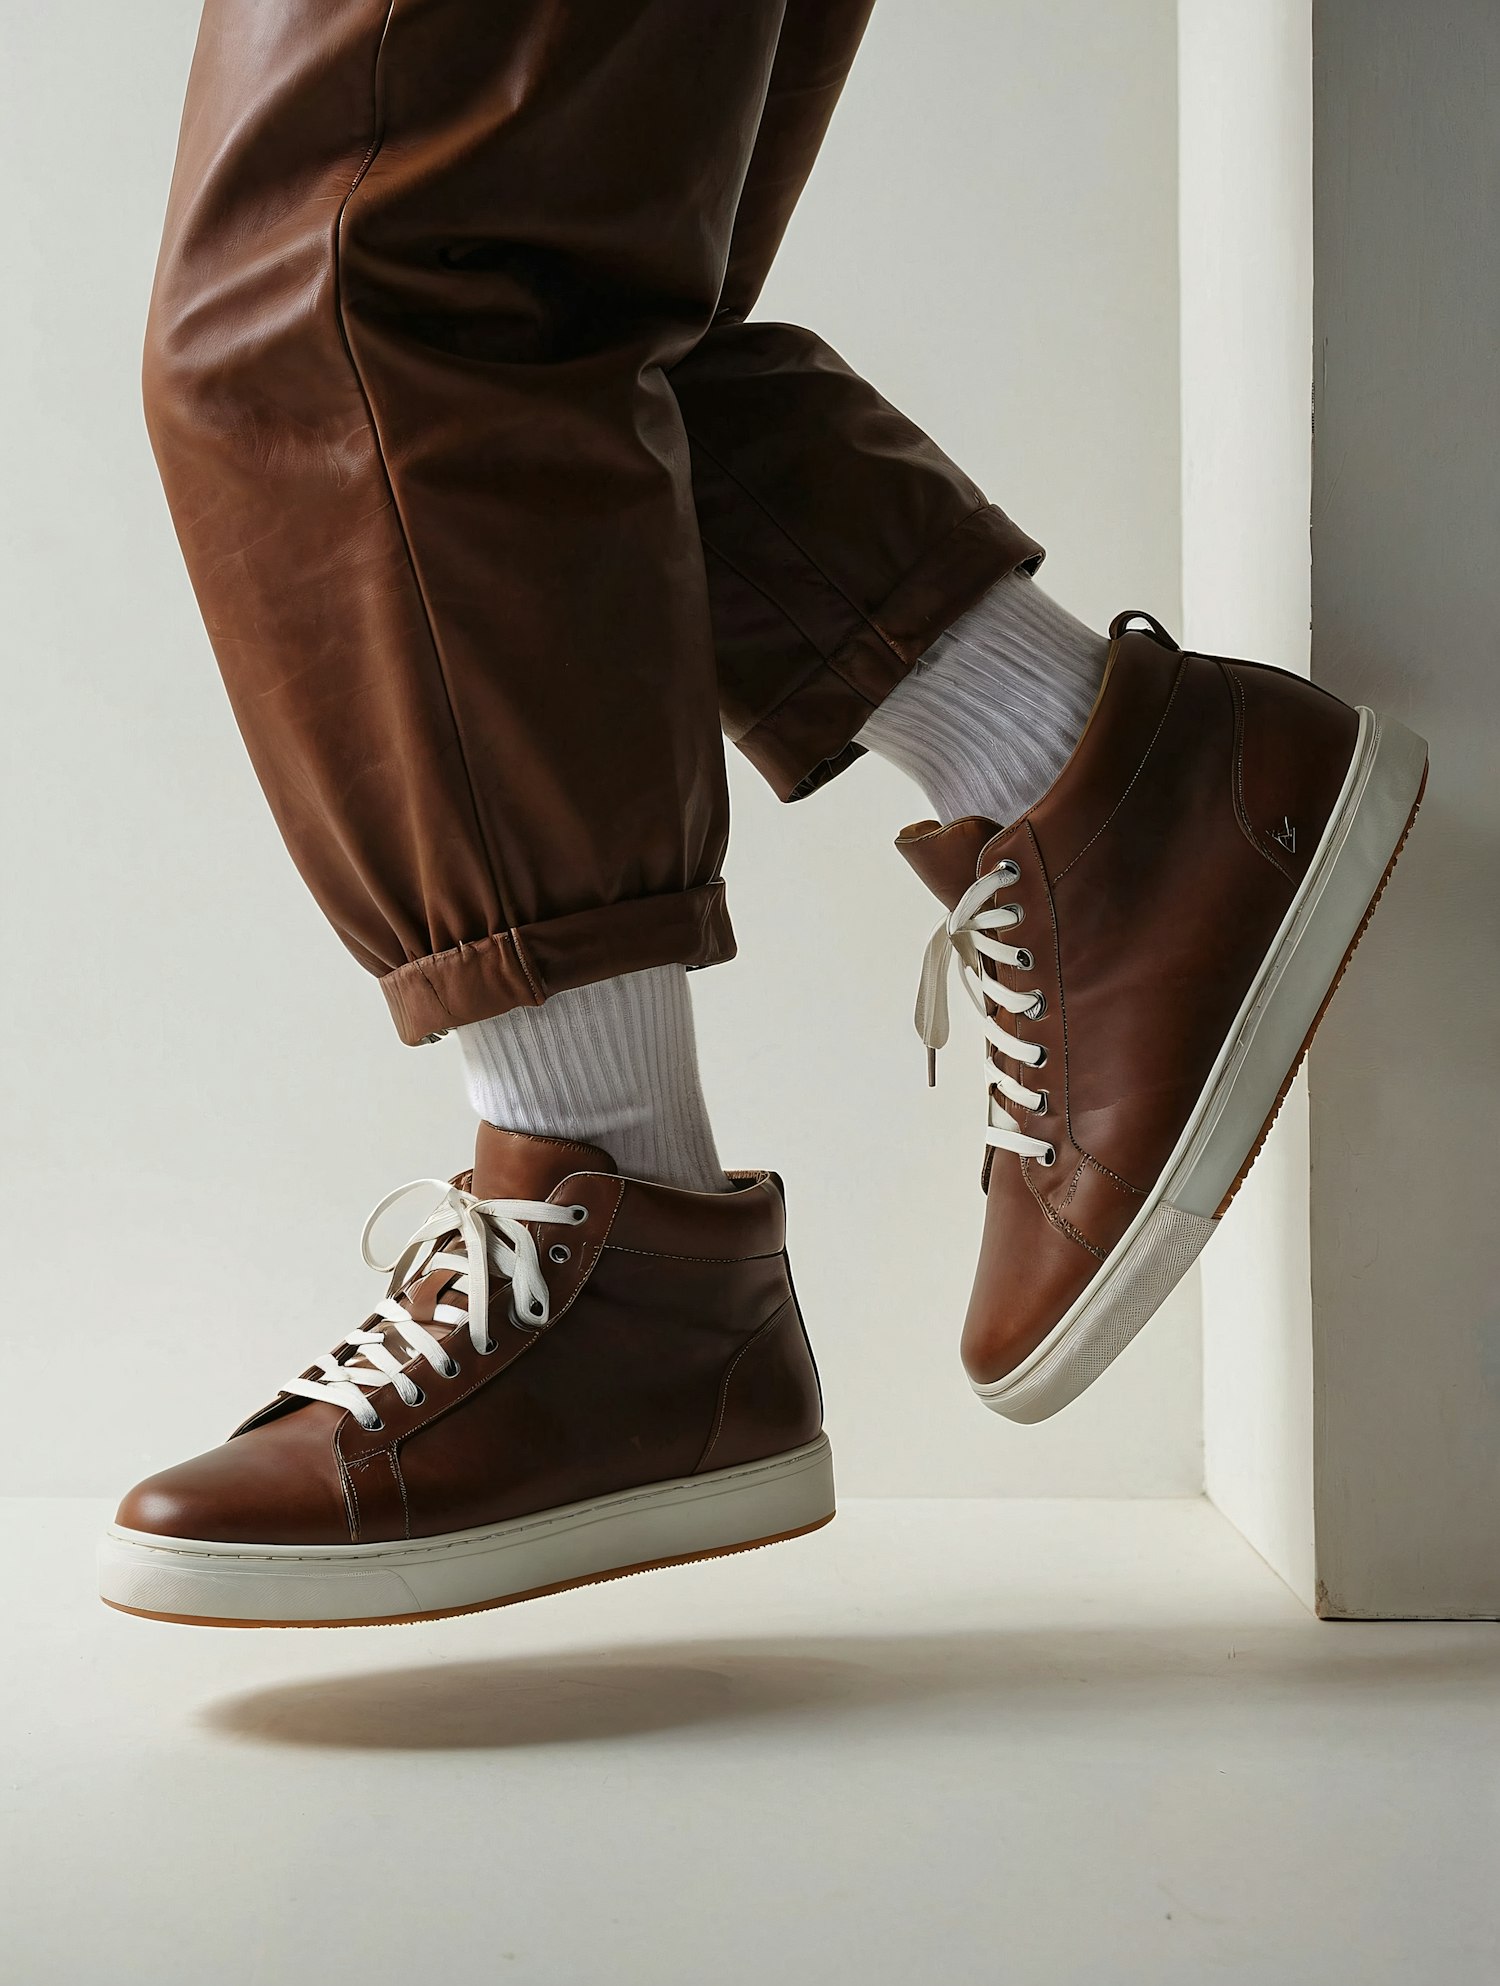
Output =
[
  {"x1": 914, "y1": 858, "x2": 1057, "y2": 1166},
  {"x1": 283, "y1": 1180, "x2": 588, "y2": 1431}
]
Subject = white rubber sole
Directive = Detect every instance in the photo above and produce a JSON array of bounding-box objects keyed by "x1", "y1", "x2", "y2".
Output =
[
  {"x1": 978, "y1": 707, "x2": 1428, "y2": 1425},
  {"x1": 98, "y1": 1434, "x2": 836, "y2": 1628}
]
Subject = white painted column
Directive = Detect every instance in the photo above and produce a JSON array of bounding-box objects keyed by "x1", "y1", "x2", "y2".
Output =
[
  {"x1": 1177, "y1": 0, "x2": 1317, "y2": 1603},
  {"x1": 1307, "y1": 0, "x2": 1500, "y2": 1619}
]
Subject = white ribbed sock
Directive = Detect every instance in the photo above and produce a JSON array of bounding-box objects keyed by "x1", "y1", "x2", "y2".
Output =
[
  {"x1": 859, "y1": 570, "x2": 1109, "y2": 825},
  {"x1": 455, "y1": 965, "x2": 728, "y2": 1193}
]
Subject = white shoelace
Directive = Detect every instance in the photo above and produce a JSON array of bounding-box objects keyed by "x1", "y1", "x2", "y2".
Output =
[
  {"x1": 914, "y1": 858, "x2": 1057, "y2": 1167},
  {"x1": 282, "y1": 1179, "x2": 588, "y2": 1431}
]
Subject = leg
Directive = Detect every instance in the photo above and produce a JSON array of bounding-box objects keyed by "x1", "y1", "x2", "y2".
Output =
[
  {"x1": 108, "y1": 0, "x2": 836, "y2": 1625},
  {"x1": 459, "y1": 0, "x2": 931, "y2": 1182},
  {"x1": 661, "y1": 7, "x2": 1424, "y2": 1436},
  {"x1": 669, "y1": 0, "x2": 1048, "y2": 802},
  {"x1": 457, "y1": 0, "x2": 1093, "y2": 1177},
  {"x1": 145, "y1": 0, "x2": 791, "y2": 1044}
]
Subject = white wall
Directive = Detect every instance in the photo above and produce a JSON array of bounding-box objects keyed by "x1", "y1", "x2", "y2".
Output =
[
  {"x1": 1308, "y1": 0, "x2": 1500, "y2": 1617},
  {"x1": 1177, "y1": 0, "x2": 1317, "y2": 1601},
  {"x1": 0, "y1": 0, "x2": 1195, "y2": 1500}
]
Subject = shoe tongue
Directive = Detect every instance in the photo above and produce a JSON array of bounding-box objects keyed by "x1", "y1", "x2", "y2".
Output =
[
  {"x1": 470, "y1": 1121, "x2": 617, "y2": 1201},
  {"x1": 894, "y1": 816, "x2": 1003, "y2": 911}
]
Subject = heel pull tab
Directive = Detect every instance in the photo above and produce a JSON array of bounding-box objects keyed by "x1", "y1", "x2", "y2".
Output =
[{"x1": 1109, "y1": 609, "x2": 1179, "y2": 648}]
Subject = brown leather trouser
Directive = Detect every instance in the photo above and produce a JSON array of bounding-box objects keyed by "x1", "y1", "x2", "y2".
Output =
[{"x1": 145, "y1": 0, "x2": 1041, "y2": 1042}]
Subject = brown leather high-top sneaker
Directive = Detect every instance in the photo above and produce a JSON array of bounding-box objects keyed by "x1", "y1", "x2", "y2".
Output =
[
  {"x1": 99, "y1": 1125, "x2": 832, "y2": 1626},
  {"x1": 899, "y1": 610, "x2": 1427, "y2": 1424}
]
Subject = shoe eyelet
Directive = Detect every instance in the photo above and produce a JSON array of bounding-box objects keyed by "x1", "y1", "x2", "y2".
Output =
[
  {"x1": 363, "y1": 1415, "x2": 384, "y2": 1433},
  {"x1": 440, "y1": 1357, "x2": 460, "y2": 1379},
  {"x1": 476, "y1": 1336, "x2": 498, "y2": 1357},
  {"x1": 1031, "y1": 1043, "x2": 1048, "y2": 1068},
  {"x1": 996, "y1": 860, "x2": 1021, "y2": 886},
  {"x1": 1013, "y1": 948, "x2": 1033, "y2": 970},
  {"x1": 1028, "y1": 992, "x2": 1047, "y2": 1019},
  {"x1": 569, "y1": 1204, "x2": 588, "y2": 1224},
  {"x1": 549, "y1": 1243, "x2": 572, "y2": 1265},
  {"x1": 1032, "y1": 1090, "x2": 1049, "y2": 1115},
  {"x1": 405, "y1": 1386, "x2": 425, "y2": 1408},
  {"x1": 1038, "y1": 1145, "x2": 1057, "y2": 1167}
]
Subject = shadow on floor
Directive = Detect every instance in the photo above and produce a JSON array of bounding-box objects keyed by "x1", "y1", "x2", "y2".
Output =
[{"x1": 200, "y1": 1621, "x2": 1500, "y2": 1752}]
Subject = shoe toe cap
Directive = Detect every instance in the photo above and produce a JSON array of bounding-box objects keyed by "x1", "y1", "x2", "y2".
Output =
[
  {"x1": 114, "y1": 1463, "x2": 209, "y2": 1539},
  {"x1": 962, "y1": 1170, "x2": 1111, "y2": 1386},
  {"x1": 113, "y1": 1420, "x2": 352, "y2": 1546}
]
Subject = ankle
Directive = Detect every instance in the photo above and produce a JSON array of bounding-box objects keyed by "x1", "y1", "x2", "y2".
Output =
[
  {"x1": 455, "y1": 966, "x2": 730, "y2": 1194},
  {"x1": 860, "y1": 570, "x2": 1108, "y2": 826}
]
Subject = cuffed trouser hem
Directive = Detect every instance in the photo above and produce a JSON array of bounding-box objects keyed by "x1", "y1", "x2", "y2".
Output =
[
  {"x1": 730, "y1": 503, "x2": 1044, "y2": 802},
  {"x1": 380, "y1": 881, "x2": 736, "y2": 1044}
]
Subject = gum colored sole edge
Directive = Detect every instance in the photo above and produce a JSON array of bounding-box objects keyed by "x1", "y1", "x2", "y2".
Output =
[{"x1": 99, "y1": 1510, "x2": 835, "y2": 1631}]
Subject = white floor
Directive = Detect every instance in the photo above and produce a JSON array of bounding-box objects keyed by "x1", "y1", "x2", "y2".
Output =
[{"x1": 6, "y1": 1496, "x2": 1497, "y2": 1985}]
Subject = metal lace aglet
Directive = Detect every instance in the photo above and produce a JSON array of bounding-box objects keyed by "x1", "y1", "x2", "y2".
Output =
[{"x1": 927, "y1": 1045, "x2": 938, "y2": 1088}]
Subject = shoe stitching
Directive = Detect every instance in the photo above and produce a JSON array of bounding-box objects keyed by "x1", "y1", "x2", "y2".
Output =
[
  {"x1": 385, "y1": 1325, "x2": 541, "y2": 1447},
  {"x1": 504, "y1": 1133, "x2": 613, "y2": 1161},
  {"x1": 1080, "y1": 1152, "x2": 1146, "y2": 1198},
  {"x1": 694, "y1": 1298, "x2": 796, "y2": 1475},
  {"x1": 603, "y1": 1245, "x2": 782, "y2": 1265},
  {"x1": 392, "y1": 1448, "x2": 411, "y2": 1541},
  {"x1": 118, "y1": 1442, "x2": 828, "y2": 1564},
  {"x1": 544, "y1": 1181, "x2": 625, "y2": 1325},
  {"x1": 1055, "y1": 1150, "x2": 1144, "y2": 1219},
  {"x1": 1224, "y1": 663, "x2": 1297, "y2": 881},
  {"x1": 1024, "y1": 824, "x2": 1150, "y2": 1230},
  {"x1": 1050, "y1": 655, "x2": 1186, "y2": 883},
  {"x1": 343, "y1": 1450, "x2": 406, "y2": 1544},
  {"x1": 1019, "y1": 1162, "x2": 1107, "y2": 1260},
  {"x1": 339, "y1": 1450, "x2": 362, "y2": 1544},
  {"x1": 1032, "y1": 821, "x2": 1083, "y2": 1160}
]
